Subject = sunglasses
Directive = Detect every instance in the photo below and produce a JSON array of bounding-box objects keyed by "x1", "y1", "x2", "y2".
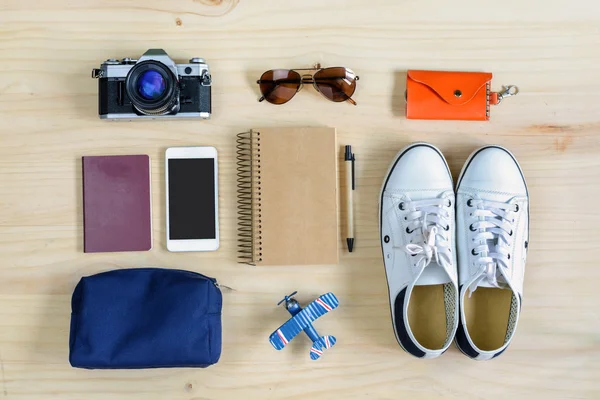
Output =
[{"x1": 257, "y1": 64, "x2": 360, "y2": 105}]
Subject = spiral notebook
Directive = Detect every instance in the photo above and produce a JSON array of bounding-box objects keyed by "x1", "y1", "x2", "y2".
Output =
[{"x1": 237, "y1": 127, "x2": 339, "y2": 266}]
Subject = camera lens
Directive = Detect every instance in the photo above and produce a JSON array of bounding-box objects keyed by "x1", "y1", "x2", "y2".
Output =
[
  {"x1": 125, "y1": 60, "x2": 179, "y2": 115},
  {"x1": 137, "y1": 70, "x2": 166, "y2": 100}
]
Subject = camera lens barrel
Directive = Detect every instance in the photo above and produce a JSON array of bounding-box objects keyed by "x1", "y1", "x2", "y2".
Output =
[{"x1": 125, "y1": 60, "x2": 179, "y2": 116}]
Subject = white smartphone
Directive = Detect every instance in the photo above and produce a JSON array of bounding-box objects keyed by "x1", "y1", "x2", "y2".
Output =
[{"x1": 165, "y1": 146, "x2": 219, "y2": 252}]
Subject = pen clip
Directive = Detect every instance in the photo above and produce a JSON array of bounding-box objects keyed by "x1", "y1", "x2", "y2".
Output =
[
  {"x1": 351, "y1": 154, "x2": 355, "y2": 190},
  {"x1": 345, "y1": 145, "x2": 356, "y2": 190}
]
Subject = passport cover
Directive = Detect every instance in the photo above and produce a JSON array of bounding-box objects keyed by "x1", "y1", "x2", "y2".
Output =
[{"x1": 82, "y1": 155, "x2": 152, "y2": 253}]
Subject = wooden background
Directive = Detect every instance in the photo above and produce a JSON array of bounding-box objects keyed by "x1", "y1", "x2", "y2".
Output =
[{"x1": 1, "y1": 1, "x2": 599, "y2": 399}]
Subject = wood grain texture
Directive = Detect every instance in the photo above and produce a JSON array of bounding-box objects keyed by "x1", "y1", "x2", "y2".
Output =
[{"x1": 1, "y1": 1, "x2": 600, "y2": 399}]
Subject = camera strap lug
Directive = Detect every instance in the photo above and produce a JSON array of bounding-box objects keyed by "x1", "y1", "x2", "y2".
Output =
[
  {"x1": 201, "y1": 71, "x2": 212, "y2": 86},
  {"x1": 91, "y1": 69, "x2": 104, "y2": 79}
]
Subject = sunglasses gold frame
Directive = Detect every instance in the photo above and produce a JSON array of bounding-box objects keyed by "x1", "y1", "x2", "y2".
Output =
[{"x1": 256, "y1": 64, "x2": 360, "y2": 105}]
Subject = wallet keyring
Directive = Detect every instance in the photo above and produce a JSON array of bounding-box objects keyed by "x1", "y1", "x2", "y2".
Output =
[{"x1": 492, "y1": 85, "x2": 519, "y2": 104}]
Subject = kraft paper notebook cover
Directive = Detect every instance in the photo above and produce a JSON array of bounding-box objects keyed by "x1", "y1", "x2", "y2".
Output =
[
  {"x1": 236, "y1": 127, "x2": 339, "y2": 266},
  {"x1": 82, "y1": 155, "x2": 152, "y2": 253}
]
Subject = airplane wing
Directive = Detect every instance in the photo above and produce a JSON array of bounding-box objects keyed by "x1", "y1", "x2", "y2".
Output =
[
  {"x1": 269, "y1": 316, "x2": 306, "y2": 350},
  {"x1": 303, "y1": 292, "x2": 339, "y2": 320},
  {"x1": 269, "y1": 292, "x2": 339, "y2": 350}
]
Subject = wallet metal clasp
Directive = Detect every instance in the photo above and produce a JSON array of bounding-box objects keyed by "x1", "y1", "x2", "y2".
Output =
[{"x1": 496, "y1": 85, "x2": 519, "y2": 104}]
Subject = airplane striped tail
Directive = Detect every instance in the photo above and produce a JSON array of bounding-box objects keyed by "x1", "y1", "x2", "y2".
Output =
[{"x1": 309, "y1": 335, "x2": 337, "y2": 360}]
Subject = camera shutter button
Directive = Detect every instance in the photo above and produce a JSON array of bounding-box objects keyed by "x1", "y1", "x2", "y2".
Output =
[{"x1": 189, "y1": 58, "x2": 205, "y2": 64}]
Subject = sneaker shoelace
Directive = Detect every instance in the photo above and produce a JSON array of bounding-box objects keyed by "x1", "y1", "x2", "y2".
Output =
[
  {"x1": 468, "y1": 198, "x2": 519, "y2": 295},
  {"x1": 395, "y1": 198, "x2": 453, "y2": 271}
]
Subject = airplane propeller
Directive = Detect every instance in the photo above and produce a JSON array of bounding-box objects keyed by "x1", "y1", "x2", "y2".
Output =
[{"x1": 277, "y1": 291, "x2": 298, "y2": 306}]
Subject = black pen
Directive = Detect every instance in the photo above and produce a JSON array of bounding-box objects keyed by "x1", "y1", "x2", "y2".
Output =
[{"x1": 344, "y1": 145, "x2": 355, "y2": 252}]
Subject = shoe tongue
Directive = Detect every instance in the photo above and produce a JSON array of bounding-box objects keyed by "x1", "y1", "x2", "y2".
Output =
[
  {"x1": 415, "y1": 262, "x2": 451, "y2": 286},
  {"x1": 471, "y1": 267, "x2": 508, "y2": 289},
  {"x1": 475, "y1": 192, "x2": 516, "y2": 204},
  {"x1": 404, "y1": 191, "x2": 453, "y2": 286},
  {"x1": 474, "y1": 279, "x2": 499, "y2": 289},
  {"x1": 404, "y1": 191, "x2": 437, "y2": 202}
]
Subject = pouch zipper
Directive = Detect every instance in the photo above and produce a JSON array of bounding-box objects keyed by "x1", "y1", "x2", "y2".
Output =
[
  {"x1": 176, "y1": 270, "x2": 234, "y2": 291},
  {"x1": 170, "y1": 269, "x2": 217, "y2": 285}
]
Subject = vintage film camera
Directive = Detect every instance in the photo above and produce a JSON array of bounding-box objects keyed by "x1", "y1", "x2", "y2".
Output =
[{"x1": 92, "y1": 49, "x2": 211, "y2": 120}]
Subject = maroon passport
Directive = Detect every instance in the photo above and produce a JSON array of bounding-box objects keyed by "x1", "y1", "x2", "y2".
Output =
[{"x1": 82, "y1": 155, "x2": 152, "y2": 253}]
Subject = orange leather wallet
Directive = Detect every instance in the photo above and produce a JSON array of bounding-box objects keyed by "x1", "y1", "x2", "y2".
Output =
[{"x1": 406, "y1": 70, "x2": 518, "y2": 121}]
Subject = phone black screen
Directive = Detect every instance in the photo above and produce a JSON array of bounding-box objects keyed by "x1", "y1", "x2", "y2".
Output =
[{"x1": 168, "y1": 158, "x2": 216, "y2": 240}]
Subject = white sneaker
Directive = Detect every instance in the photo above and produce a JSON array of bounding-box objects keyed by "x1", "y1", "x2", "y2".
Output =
[
  {"x1": 379, "y1": 143, "x2": 459, "y2": 358},
  {"x1": 455, "y1": 146, "x2": 529, "y2": 360}
]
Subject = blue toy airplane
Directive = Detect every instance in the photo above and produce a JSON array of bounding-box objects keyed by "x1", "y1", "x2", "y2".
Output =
[{"x1": 269, "y1": 291, "x2": 339, "y2": 360}]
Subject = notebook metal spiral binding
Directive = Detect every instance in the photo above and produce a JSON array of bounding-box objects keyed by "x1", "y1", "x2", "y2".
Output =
[{"x1": 236, "y1": 131, "x2": 262, "y2": 265}]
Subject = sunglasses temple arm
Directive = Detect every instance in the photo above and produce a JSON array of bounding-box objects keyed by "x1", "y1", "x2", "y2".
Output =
[
  {"x1": 258, "y1": 79, "x2": 305, "y2": 102},
  {"x1": 259, "y1": 85, "x2": 279, "y2": 102},
  {"x1": 257, "y1": 79, "x2": 301, "y2": 84},
  {"x1": 258, "y1": 77, "x2": 347, "y2": 84}
]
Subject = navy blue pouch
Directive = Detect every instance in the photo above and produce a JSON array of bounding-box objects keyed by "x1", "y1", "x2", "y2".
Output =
[{"x1": 69, "y1": 268, "x2": 222, "y2": 369}]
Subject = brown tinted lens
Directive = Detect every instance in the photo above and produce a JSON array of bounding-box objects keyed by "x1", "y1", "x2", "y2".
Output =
[
  {"x1": 259, "y1": 69, "x2": 301, "y2": 104},
  {"x1": 313, "y1": 67, "x2": 357, "y2": 102}
]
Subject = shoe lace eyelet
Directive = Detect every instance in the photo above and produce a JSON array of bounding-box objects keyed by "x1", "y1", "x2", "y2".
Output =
[
  {"x1": 509, "y1": 230, "x2": 513, "y2": 236},
  {"x1": 471, "y1": 249, "x2": 478, "y2": 256},
  {"x1": 467, "y1": 199, "x2": 473, "y2": 207},
  {"x1": 508, "y1": 254, "x2": 511, "y2": 259},
  {"x1": 514, "y1": 204, "x2": 520, "y2": 213},
  {"x1": 406, "y1": 227, "x2": 413, "y2": 234},
  {"x1": 444, "y1": 225, "x2": 450, "y2": 231},
  {"x1": 446, "y1": 199, "x2": 452, "y2": 207},
  {"x1": 469, "y1": 224, "x2": 477, "y2": 232},
  {"x1": 398, "y1": 202, "x2": 405, "y2": 210},
  {"x1": 384, "y1": 235, "x2": 390, "y2": 243}
]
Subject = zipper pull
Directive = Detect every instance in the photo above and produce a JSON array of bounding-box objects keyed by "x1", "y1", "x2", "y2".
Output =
[{"x1": 214, "y1": 282, "x2": 235, "y2": 292}]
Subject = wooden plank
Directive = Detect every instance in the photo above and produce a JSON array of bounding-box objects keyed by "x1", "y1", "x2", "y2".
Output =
[{"x1": 0, "y1": 0, "x2": 599, "y2": 398}]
